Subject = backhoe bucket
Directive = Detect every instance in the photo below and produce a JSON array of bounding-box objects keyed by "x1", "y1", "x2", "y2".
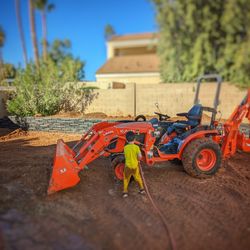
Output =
[{"x1": 47, "y1": 139, "x2": 80, "y2": 195}]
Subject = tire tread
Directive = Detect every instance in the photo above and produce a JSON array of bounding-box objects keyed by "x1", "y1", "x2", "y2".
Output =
[{"x1": 182, "y1": 137, "x2": 221, "y2": 178}]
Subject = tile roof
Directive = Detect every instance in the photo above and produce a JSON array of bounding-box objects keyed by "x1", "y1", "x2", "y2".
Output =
[
  {"x1": 109, "y1": 32, "x2": 159, "y2": 42},
  {"x1": 96, "y1": 54, "x2": 160, "y2": 74}
]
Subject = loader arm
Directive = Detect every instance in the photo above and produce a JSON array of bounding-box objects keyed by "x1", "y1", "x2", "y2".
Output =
[
  {"x1": 222, "y1": 89, "x2": 250, "y2": 158},
  {"x1": 47, "y1": 122, "x2": 125, "y2": 194}
]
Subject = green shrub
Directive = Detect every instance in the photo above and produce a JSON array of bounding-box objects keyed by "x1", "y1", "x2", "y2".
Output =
[{"x1": 7, "y1": 56, "x2": 97, "y2": 116}]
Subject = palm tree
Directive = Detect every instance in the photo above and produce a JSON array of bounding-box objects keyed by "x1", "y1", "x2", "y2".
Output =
[
  {"x1": 15, "y1": 0, "x2": 28, "y2": 66},
  {"x1": 0, "y1": 25, "x2": 5, "y2": 57},
  {"x1": 28, "y1": 0, "x2": 39, "y2": 68},
  {"x1": 0, "y1": 26, "x2": 5, "y2": 80},
  {"x1": 104, "y1": 24, "x2": 116, "y2": 40},
  {"x1": 35, "y1": 0, "x2": 55, "y2": 61}
]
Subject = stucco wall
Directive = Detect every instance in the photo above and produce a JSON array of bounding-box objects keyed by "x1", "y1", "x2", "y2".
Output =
[
  {"x1": 85, "y1": 82, "x2": 246, "y2": 119},
  {"x1": 0, "y1": 83, "x2": 247, "y2": 120}
]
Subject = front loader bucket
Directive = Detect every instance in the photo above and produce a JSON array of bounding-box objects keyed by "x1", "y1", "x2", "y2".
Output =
[{"x1": 47, "y1": 139, "x2": 80, "y2": 195}]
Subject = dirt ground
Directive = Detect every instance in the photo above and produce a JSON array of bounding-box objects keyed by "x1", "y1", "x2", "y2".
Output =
[{"x1": 0, "y1": 129, "x2": 250, "y2": 250}]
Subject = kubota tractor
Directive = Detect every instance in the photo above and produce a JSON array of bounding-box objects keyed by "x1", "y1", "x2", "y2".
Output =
[{"x1": 48, "y1": 75, "x2": 250, "y2": 194}]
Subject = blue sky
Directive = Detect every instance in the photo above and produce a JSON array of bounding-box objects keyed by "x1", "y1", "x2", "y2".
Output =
[{"x1": 0, "y1": 0, "x2": 157, "y2": 80}]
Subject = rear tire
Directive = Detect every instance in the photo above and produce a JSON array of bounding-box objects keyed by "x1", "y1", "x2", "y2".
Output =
[{"x1": 182, "y1": 138, "x2": 221, "y2": 178}]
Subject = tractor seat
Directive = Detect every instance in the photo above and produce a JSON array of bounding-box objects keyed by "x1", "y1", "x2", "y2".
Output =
[
  {"x1": 167, "y1": 104, "x2": 203, "y2": 134},
  {"x1": 149, "y1": 117, "x2": 159, "y2": 126}
]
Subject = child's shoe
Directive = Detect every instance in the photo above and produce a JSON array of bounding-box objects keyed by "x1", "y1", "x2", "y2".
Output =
[
  {"x1": 122, "y1": 192, "x2": 128, "y2": 198},
  {"x1": 139, "y1": 189, "x2": 146, "y2": 195}
]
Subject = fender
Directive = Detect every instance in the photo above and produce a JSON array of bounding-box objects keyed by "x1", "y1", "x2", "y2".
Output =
[{"x1": 178, "y1": 130, "x2": 218, "y2": 158}]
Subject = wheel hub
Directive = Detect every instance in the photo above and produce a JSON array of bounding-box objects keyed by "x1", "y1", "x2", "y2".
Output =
[
  {"x1": 196, "y1": 149, "x2": 216, "y2": 171},
  {"x1": 115, "y1": 163, "x2": 124, "y2": 180}
]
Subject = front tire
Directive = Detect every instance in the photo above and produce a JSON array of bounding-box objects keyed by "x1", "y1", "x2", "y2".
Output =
[
  {"x1": 182, "y1": 138, "x2": 221, "y2": 178},
  {"x1": 111, "y1": 155, "x2": 125, "y2": 180}
]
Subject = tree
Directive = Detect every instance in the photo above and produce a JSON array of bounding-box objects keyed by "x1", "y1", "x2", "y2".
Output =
[
  {"x1": 152, "y1": 0, "x2": 250, "y2": 87},
  {"x1": 7, "y1": 39, "x2": 89, "y2": 116},
  {"x1": 0, "y1": 63, "x2": 16, "y2": 84},
  {"x1": 28, "y1": 0, "x2": 40, "y2": 69},
  {"x1": 0, "y1": 25, "x2": 5, "y2": 61},
  {"x1": 35, "y1": 0, "x2": 55, "y2": 61},
  {"x1": 219, "y1": 0, "x2": 250, "y2": 88},
  {"x1": 0, "y1": 26, "x2": 5, "y2": 48},
  {"x1": 15, "y1": 0, "x2": 28, "y2": 66},
  {"x1": 48, "y1": 39, "x2": 71, "y2": 63},
  {"x1": 104, "y1": 24, "x2": 116, "y2": 40},
  {"x1": 0, "y1": 26, "x2": 5, "y2": 80}
]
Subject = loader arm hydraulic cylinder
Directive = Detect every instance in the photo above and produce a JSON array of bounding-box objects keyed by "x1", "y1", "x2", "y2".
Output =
[{"x1": 47, "y1": 127, "x2": 125, "y2": 194}]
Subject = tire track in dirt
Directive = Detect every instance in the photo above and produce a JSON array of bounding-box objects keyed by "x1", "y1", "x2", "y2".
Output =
[
  {"x1": 137, "y1": 165, "x2": 231, "y2": 249},
  {"x1": 79, "y1": 159, "x2": 170, "y2": 250},
  {"x1": 1, "y1": 131, "x2": 250, "y2": 250},
  {"x1": 142, "y1": 160, "x2": 250, "y2": 250},
  {"x1": 108, "y1": 196, "x2": 168, "y2": 250}
]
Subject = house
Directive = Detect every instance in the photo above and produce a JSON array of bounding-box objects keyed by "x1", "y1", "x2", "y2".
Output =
[{"x1": 95, "y1": 32, "x2": 161, "y2": 85}]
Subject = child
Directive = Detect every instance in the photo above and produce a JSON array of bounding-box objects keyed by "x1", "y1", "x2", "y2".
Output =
[{"x1": 123, "y1": 131, "x2": 145, "y2": 198}]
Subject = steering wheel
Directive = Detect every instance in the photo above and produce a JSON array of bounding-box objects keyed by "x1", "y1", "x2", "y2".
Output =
[
  {"x1": 135, "y1": 115, "x2": 146, "y2": 122},
  {"x1": 154, "y1": 112, "x2": 170, "y2": 121}
]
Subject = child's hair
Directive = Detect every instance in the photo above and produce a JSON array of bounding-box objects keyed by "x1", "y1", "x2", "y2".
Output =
[{"x1": 126, "y1": 131, "x2": 135, "y2": 142}]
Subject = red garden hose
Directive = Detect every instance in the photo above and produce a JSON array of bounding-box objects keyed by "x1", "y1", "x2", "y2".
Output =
[{"x1": 139, "y1": 163, "x2": 176, "y2": 250}]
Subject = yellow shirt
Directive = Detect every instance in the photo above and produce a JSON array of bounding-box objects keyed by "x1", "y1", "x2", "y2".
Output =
[{"x1": 124, "y1": 144, "x2": 141, "y2": 169}]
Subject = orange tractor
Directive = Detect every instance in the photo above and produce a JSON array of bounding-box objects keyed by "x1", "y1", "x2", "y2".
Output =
[{"x1": 48, "y1": 75, "x2": 250, "y2": 194}]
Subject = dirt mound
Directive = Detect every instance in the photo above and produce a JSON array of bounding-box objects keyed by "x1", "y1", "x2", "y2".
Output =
[{"x1": 0, "y1": 130, "x2": 250, "y2": 250}]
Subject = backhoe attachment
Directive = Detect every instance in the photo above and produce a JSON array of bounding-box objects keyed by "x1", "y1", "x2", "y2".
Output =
[{"x1": 222, "y1": 89, "x2": 250, "y2": 158}]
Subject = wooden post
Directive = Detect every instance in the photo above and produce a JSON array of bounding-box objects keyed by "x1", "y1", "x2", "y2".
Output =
[{"x1": 134, "y1": 83, "x2": 136, "y2": 118}]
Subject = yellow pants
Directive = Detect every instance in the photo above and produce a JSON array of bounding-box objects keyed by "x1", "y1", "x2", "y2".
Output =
[{"x1": 123, "y1": 166, "x2": 144, "y2": 193}]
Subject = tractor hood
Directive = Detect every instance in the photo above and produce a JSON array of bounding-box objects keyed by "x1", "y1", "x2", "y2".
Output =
[{"x1": 115, "y1": 121, "x2": 154, "y2": 131}]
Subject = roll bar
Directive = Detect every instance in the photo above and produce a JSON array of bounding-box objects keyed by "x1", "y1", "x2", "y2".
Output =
[
  {"x1": 194, "y1": 74, "x2": 222, "y2": 127},
  {"x1": 194, "y1": 74, "x2": 222, "y2": 111}
]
